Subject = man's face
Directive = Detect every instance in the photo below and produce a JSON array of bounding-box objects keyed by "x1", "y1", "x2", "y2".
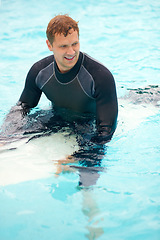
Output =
[{"x1": 46, "y1": 29, "x2": 80, "y2": 73}]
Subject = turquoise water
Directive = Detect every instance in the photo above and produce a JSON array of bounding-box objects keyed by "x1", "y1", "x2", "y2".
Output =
[{"x1": 0, "y1": 0, "x2": 160, "y2": 239}]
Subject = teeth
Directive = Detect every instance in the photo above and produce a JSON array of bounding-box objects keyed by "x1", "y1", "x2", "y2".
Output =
[{"x1": 65, "y1": 56, "x2": 74, "y2": 60}]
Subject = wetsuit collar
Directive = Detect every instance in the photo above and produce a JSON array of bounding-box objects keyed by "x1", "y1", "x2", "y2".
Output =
[{"x1": 54, "y1": 52, "x2": 83, "y2": 83}]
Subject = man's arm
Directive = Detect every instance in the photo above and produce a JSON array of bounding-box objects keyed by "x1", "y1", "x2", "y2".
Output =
[
  {"x1": 18, "y1": 61, "x2": 43, "y2": 108},
  {"x1": 92, "y1": 67, "x2": 118, "y2": 144}
]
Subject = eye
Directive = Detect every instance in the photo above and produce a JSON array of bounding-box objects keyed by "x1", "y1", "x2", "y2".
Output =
[
  {"x1": 72, "y1": 42, "x2": 78, "y2": 46},
  {"x1": 60, "y1": 45, "x2": 67, "y2": 48}
]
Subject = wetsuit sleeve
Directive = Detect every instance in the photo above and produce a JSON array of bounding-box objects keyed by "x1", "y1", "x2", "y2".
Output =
[
  {"x1": 92, "y1": 69, "x2": 118, "y2": 144},
  {"x1": 19, "y1": 55, "x2": 54, "y2": 113},
  {"x1": 18, "y1": 63, "x2": 42, "y2": 109}
]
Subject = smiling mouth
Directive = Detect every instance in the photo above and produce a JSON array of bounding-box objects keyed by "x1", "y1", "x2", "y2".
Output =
[{"x1": 64, "y1": 56, "x2": 75, "y2": 61}]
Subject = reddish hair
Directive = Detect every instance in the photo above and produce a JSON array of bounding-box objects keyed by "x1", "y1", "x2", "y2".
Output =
[{"x1": 46, "y1": 14, "x2": 79, "y2": 44}]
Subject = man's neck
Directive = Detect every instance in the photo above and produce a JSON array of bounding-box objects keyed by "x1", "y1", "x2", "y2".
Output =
[{"x1": 54, "y1": 52, "x2": 83, "y2": 83}]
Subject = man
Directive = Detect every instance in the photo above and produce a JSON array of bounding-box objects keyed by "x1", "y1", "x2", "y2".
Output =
[{"x1": 1, "y1": 14, "x2": 118, "y2": 145}]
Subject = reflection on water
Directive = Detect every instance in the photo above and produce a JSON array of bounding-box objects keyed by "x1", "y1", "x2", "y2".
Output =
[
  {"x1": 50, "y1": 166, "x2": 105, "y2": 239},
  {"x1": 82, "y1": 190, "x2": 104, "y2": 240}
]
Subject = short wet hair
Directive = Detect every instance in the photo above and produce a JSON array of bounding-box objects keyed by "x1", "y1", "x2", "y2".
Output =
[{"x1": 46, "y1": 14, "x2": 79, "y2": 44}]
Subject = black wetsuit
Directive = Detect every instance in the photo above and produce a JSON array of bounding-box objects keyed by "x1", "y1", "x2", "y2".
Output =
[{"x1": 18, "y1": 52, "x2": 118, "y2": 143}]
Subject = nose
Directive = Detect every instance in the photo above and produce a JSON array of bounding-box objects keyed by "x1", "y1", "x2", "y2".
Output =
[{"x1": 66, "y1": 46, "x2": 75, "y2": 55}]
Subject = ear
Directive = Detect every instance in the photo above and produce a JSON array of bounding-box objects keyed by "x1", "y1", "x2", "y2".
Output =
[{"x1": 46, "y1": 40, "x2": 53, "y2": 51}]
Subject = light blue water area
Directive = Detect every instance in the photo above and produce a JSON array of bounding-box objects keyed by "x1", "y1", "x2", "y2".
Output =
[{"x1": 0, "y1": 0, "x2": 160, "y2": 239}]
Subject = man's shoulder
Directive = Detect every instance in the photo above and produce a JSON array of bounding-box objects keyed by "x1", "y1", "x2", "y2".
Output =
[
  {"x1": 83, "y1": 53, "x2": 113, "y2": 79},
  {"x1": 31, "y1": 55, "x2": 54, "y2": 71},
  {"x1": 33, "y1": 55, "x2": 55, "y2": 89},
  {"x1": 25, "y1": 55, "x2": 54, "y2": 86}
]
